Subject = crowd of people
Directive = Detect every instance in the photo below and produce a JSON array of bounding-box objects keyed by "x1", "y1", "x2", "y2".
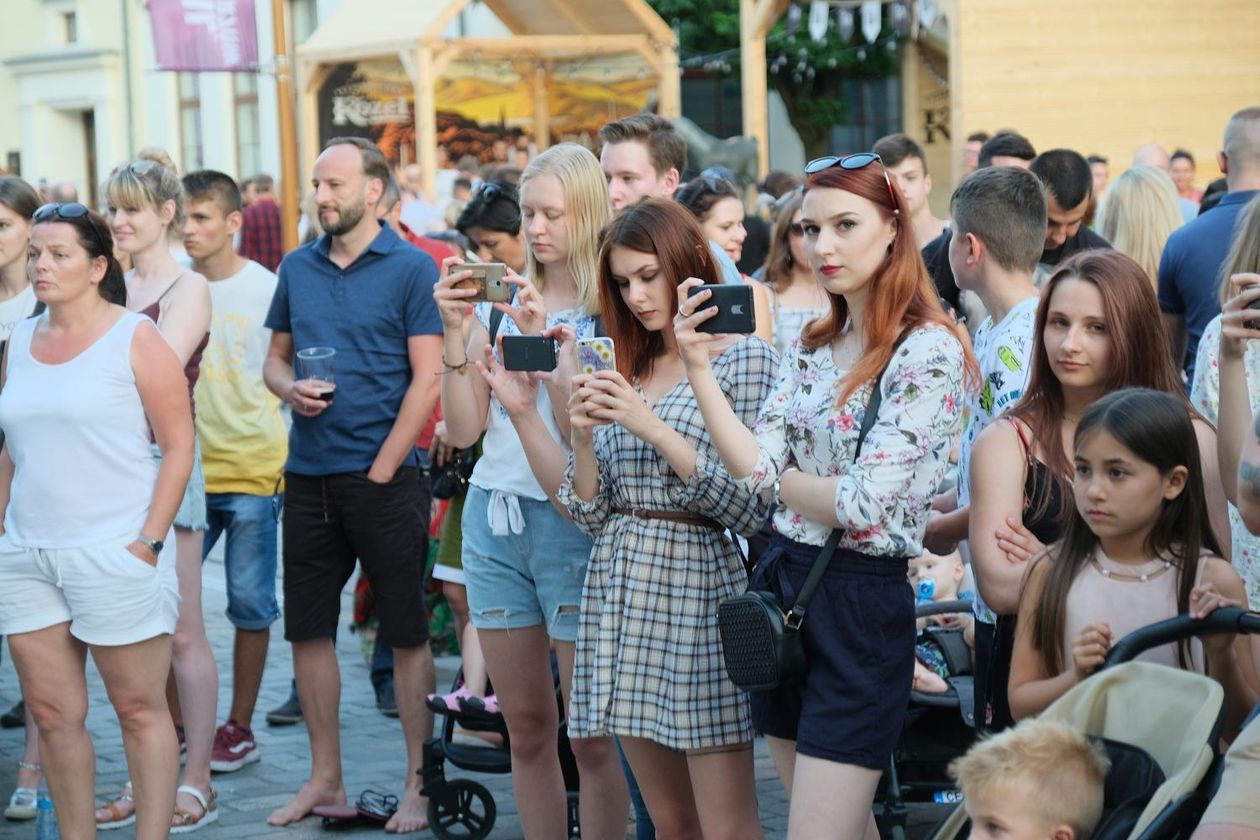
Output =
[{"x1": 0, "y1": 101, "x2": 1259, "y2": 840}]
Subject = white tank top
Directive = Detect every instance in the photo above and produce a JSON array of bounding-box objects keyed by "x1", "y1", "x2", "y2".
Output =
[{"x1": 0, "y1": 311, "x2": 158, "y2": 547}]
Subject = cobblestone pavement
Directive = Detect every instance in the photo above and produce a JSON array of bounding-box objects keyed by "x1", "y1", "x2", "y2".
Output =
[{"x1": 0, "y1": 548, "x2": 954, "y2": 839}]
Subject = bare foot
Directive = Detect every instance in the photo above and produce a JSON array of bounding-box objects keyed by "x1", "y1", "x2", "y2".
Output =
[
  {"x1": 266, "y1": 780, "x2": 345, "y2": 826},
  {"x1": 385, "y1": 787, "x2": 429, "y2": 834}
]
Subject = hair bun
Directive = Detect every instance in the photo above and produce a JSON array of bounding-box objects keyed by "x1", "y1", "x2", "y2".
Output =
[{"x1": 135, "y1": 146, "x2": 178, "y2": 173}]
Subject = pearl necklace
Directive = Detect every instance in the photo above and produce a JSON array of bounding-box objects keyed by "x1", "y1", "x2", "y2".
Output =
[{"x1": 1092, "y1": 548, "x2": 1173, "y2": 583}]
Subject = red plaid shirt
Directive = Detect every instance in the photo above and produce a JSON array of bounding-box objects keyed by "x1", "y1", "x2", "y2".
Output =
[{"x1": 240, "y1": 197, "x2": 283, "y2": 272}]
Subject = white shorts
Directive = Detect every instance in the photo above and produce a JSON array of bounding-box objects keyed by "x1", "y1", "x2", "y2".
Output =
[{"x1": 0, "y1": 531, "x2": 180, "y2": 647}]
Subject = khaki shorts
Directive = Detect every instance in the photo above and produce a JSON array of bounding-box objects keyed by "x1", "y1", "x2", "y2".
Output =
[
  {"x1": 1201, "y1": 714, "x2": 1260, "y2": 830},
  {"x1": 0, "y1": 530, "x2": 179, "y2": 646}
]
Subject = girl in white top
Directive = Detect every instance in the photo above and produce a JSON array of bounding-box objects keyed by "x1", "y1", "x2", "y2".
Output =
[
  {"x1": 434, "y1": 144, "x2": 629, "y2": 839},
  {"x1": 0, "y1": 203, "x2": 192, "y2": 840},
  {"x1": 760, "y1": 191, "x2": 830, "y2": 356}
]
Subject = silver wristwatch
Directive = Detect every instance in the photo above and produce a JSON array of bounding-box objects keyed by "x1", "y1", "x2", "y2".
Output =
[{"x1": 136, "y1": 535, "x2": 164, "y2": 556}]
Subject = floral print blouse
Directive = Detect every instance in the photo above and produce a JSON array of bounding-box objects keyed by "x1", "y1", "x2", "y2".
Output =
[{"x1": 738, "y1": 325, "x2": 965, "y2": 553}]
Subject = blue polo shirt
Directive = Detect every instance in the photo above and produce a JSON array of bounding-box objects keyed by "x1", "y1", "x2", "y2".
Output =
[
  {"x1": 1158, "y1": 190, "x2": 1259, "y2": 384},
  {"x1": 265, "y1": 223, "x2": 442, "y2": 475}
]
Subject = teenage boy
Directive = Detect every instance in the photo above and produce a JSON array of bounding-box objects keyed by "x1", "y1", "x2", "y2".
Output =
[
  {"x1": 873, "y1": 133, "x2": 947, "y2": 248},
  {"x1": 1028, "y1": 149, "x2": 1110, "y2": 285},
  {"x1": 263, "y1": 137, "x2": 442, "y2": 832},
  {"x1": 923, "y1": 166, "x2": 1046, "y2": 730},
  {"x1": 182, "y1": 170, "x2": 287, "y2": 771}
]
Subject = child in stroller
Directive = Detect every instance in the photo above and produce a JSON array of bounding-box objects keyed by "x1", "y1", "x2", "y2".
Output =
[{"x1": 910, "y1": 548, "x2": 975, "y2": 694}]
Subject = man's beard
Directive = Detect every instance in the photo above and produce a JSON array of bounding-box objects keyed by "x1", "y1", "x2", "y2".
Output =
[{"x1": 323, "y1": 201, "x2": 365, "y2": 236}]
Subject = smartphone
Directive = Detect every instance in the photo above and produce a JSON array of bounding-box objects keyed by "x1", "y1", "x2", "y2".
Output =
[
  {"x1": 501, "y1": 335, "x2": 557, "y2": 372},
  {"x1": 688, "y1": 284, "x2": 756, "y2": 334},
  {"x1": 577, "y1": 337, "x2": 616, "y2": 374},
  {"x1": 455, "y1": 262, "x2": 510, "y2": 303}
]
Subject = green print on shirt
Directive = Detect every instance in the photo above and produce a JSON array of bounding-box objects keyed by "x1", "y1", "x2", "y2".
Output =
[{"x1": 998, "y1": 345, "x2": 1023, "y2": 373}]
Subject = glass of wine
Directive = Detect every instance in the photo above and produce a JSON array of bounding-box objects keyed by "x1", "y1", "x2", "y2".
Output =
[{"x1": 296, "y1": 346, "x2": 336, "y2": 403}]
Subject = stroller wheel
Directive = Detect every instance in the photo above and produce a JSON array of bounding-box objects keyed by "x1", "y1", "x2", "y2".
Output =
[{"x1": 427, "y1": 779, "x2": 497, "y2": 840}]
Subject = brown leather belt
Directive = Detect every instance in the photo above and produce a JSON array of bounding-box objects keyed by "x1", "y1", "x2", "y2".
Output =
[{"x1": 613, "y1": 507, "x2": 724, "y2": 530}]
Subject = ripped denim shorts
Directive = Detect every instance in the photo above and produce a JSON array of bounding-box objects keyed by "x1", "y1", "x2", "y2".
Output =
[{"x1": 461, "y1": 483, "x2": 592, "y2": 642}]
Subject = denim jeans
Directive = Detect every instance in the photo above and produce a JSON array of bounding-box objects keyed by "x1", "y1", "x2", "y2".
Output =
[{"x1": 203, "y1": 492, "x2": 281, "y2": 630}]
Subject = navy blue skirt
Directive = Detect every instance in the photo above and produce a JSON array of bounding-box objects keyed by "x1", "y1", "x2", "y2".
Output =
[{"x1": 748, "y1": 533, "x2": 914, "y2": 769}]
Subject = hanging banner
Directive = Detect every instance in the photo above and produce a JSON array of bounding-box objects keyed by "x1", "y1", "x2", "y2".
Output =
[
  {"x1": 860, "y1": 0, "x2": 882, "y2": 44},
  {"x1": 836, "y1": 7, "x2": 855, "y2": 41},
  {"x1": 148, "y1": 0, "x2": 259, "y2": 72},
  {"x1": 808, "y1": 1, "x2": 830, "y2": 42}
]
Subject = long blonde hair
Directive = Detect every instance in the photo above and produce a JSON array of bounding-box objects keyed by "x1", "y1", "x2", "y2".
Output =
[
  {"x1": 1219, "y1": 193, "x2": 1260, "y2": 303},
  {"x1": 519, "y1": 143, "x2": 609, "y2": 315},
  {"x1": 104, "y1": 146, "x2": 184, "y2": 229},
  {"x1": 1095, "y1": 165, "x2": 1183, "y2": 289}
]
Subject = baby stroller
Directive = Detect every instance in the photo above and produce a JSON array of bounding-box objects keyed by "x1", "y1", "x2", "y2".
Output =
[
  {"x1": 876, "y1": 598, "x2": 978, "y2": 839},
  {"x1": 930, "y1": 607, "x2": 1260, "y2": 839},
  {"x1": 421, "y1": 664, "x2": 581, "y2": 840}
]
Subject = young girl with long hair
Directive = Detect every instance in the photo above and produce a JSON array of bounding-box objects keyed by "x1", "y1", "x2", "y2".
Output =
[
  {"x1": 1008, "y1": 388, "x2": 1249, "y2": 719},
  {"x1": 552, "y1": 198, "x2": 775, "y2": 836},
  {"x1": 969, "y1": 249, "x2": 1232, "y2": 731},
  {"x1": 433, "y1": 143, "x2": 628, "y2": 838},
  {"x1": 679, "y1": 154, "x2": 971, "y2": 837},
  {"x1": 760, "y1": 190, "x2": 829, "y2": 356},
  {"x1": 98, "y1": 147, "x2": 218, "y2": 832}
]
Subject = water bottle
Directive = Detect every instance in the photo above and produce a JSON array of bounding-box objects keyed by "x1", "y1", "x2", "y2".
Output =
[
  {"x1": 916, "y1": 577, "x2": 936, "y2": 604},
  {"x1": 35, "y1": 779, "x2": 58, "y2": 840}
]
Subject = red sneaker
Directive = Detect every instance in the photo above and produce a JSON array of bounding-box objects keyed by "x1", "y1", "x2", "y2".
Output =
[{"x1": 209, "y1": 722, "x2": 259, "y2": 773}]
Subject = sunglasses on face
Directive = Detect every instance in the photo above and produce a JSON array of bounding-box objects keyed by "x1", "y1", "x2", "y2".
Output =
[
  {"x1": 803, "y1": 152, "x2": 900, "y2": 216},
  {"x1": 33, "y1": 202, "x2": 111, "y2": 256}
]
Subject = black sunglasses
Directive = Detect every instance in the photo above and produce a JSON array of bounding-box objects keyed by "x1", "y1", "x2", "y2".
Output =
[
  {"x1": 34, "y1": 202, "x2": 111, "y2": 256},
  {"x1": 803, "y1": 153, "x2": 900, "y2": 216}
]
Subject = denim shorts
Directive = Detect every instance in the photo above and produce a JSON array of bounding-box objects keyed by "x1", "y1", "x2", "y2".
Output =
[
  {"x1": 749, "y1": 533, "x2": 914, "y2": 769},
  {"x1": 461, "y1": 484, "x2": 591, "y2": 641},
  {"x1": 151, "y1": 438, "x2": 208, "y2": 531},
  {"x1": 203, "y1": 492, "x2": 281, "y2": 630}
]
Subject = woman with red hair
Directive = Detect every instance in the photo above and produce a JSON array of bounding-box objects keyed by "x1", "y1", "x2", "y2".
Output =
[{"x1": 679, "y1": 153, "x2": 972, "y2": 836}]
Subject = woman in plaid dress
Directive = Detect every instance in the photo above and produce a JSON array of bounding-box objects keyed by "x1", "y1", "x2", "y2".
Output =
[{"x1": 557, "y1": 199, "x2": 777, "y2": 837}]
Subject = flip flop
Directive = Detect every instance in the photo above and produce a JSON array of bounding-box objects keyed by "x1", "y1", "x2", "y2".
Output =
[
  {"x1": 313, "y1": 803, "x2": 367, "y2": 828},
  {"x1": 356, "y1": 790, "x2": 399, "y2": 823}
]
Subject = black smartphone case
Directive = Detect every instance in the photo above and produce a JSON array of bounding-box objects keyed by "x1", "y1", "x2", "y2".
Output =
[
  {"x1": 691, "y1": 284, "x2": 756, "y2": 334},
  {"x1": 501, "y1": 335, "x2": 558, "y2": 371}
]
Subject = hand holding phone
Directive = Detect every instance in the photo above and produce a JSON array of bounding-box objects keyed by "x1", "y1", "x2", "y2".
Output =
[
  {"x1": 454, "y1": 263, "x2": 510, "y2": 303},
  {"x1": 687, "y1": 284, "x2": 756, "y2": 334},
  {"x1": 577, "y1": 337, "x2": 616, "y2": 374}
]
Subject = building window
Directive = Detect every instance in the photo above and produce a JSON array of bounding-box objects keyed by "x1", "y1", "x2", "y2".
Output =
[
  {"x1": 62, "y1": 11, "x2": 77, "y2": 44},
  {"x1": 234, "y1": 74, "x2": 262, "y2": 180},
  {"x1": 178, "y1": 73, "x2": 204, "y2": 172}
]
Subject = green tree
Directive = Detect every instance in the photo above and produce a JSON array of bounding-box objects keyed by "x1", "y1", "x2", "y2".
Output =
[{"x1": 648, "y1": 0, "x2": 902, "y2": 158}]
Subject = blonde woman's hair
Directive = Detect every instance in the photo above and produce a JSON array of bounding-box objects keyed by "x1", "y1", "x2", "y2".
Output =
[
  {"x1": 950, "y1": 719, "x2": 1110, "y2": 840},
  {"x1": 519, "y1": 143, "x2": 609, "y2": 315},
  {"x1": 104, "y1": 146, "x2": 184, "y2": 228},
  {"x1": 1095, "y1": 165, "x2": 1183, "y2": 290},
  {"x1": 1219, "y1": 193, "x2": 1260, "y2": 304}
]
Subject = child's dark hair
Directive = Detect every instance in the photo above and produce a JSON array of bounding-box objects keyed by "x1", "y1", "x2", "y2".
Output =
[
  {"x1": 1028, "y1": 388, "x2": 1221, "y2": 673},
  {"x1": 34, "y1": 207, "x2": 127, "y2": 306}
]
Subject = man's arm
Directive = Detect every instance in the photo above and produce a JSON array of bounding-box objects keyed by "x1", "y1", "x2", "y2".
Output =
[{"x1": 368, "y1": 334, "x2": 443, "y2": 482}]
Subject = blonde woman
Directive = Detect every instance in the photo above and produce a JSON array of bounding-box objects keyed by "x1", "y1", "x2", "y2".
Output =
[
  {"x1": 1095, "y1": 164, "x2": 1184, "y2": 290},
  {"x1": 434, "y1": 143, "x2": 629, "y2": 838},
  {"x1": 760, "y1": 190, "x2": 829, "y2": 355},
  {"x1": 98, "y1": 148, "x2": 219, "y2": 832}
]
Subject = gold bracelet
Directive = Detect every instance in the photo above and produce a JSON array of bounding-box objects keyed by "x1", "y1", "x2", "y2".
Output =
[{"x1": 441, "y1": 355, "x2": 468, "y2": 375}]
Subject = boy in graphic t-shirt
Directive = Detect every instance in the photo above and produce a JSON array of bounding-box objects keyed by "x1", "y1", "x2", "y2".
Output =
[
  {"x1": 922, "y1": 167, "x2": 1046, "y2": 727},
  {"x1": 182, "y1": 170, "x2": 288, "y2": 772}
]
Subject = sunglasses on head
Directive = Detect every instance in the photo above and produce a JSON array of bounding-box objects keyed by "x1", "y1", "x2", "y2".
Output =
[
  {"x1": 33, "y1": 202, "x2": 110, "y2": 256},
  {"x1": 475, "y1": 182, "x2": 502, "y2": 203},
  {"x1": 803, "y1": 152, "x2": 900, "y2": 216}
]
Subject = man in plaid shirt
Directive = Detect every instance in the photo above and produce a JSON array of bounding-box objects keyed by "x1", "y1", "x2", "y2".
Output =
[{"x1": 240, "y1": 173, "x2": 283, "y2": 271}]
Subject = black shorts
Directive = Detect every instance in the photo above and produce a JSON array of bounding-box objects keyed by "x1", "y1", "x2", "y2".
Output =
[
  {"x1": 749, "y1": 534, "x2": 914, "y2": 769},
  {"x1": 973, "y1": 616, "x2": 1016, "y2": 733},
  {"x1": 282, "y1": 468, "x2": 431, "y2": 648}
]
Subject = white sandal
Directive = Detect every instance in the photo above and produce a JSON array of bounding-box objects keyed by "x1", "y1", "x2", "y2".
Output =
[
  {"x1": 4, "y1": 787, "x2": 36, "y2": 821},
  {"x1": 170, "y1": 784, "x2": 218, "y2": 834}
]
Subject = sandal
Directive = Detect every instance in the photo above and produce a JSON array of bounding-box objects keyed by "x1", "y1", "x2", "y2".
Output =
[
  {"x1": 97, "y1": 782, "x2": 136, "y2": 830},
  {"x1": 458, "y1": 692, "x2": 500, "y2": 716},
  {"x1": 4, "y1": 787, "x2": 36, "y2": 821},
  {"x1": 356, "y1": 789, "x2": 398, "y2": 822},
  {"x1": 170, "y1": 784, "x2": 219, "y2": 834},
  {"x1": 425, "y1": 685, "x2": 472, "y2": 714}
]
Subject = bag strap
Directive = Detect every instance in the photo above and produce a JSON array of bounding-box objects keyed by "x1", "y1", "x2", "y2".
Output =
[{"x1": 785, "y1": 348, "x2": 896, "y2": 630}]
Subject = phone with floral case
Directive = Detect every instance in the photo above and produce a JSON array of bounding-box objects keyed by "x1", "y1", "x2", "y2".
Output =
[{"x1": 577, "y1": 337, "x2": 616, "y2": 374}]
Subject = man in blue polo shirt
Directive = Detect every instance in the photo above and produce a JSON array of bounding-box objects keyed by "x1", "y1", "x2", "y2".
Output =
[
  {"x1": 262, "y1": 136, "x2": 442, "y2": 833},
  {"x1": 1160, "y1": 106, "x2": 1260, "y2": 384}
]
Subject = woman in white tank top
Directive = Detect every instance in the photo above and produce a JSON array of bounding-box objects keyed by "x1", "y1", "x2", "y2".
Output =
[{"x1": 0, "y1": 203, "x2": 193, "y2": 840}]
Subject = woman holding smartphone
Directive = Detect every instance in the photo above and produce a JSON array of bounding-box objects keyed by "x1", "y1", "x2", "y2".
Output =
[
  {"x1": 432, "y1": 143, "x2": 628, "y2": 838},
  {"x1": 555, "y1": 197, "x2": 777, "y2": 836},
  {"x1": 678, "y1": 154, "x2": 970, "y2": 837}
]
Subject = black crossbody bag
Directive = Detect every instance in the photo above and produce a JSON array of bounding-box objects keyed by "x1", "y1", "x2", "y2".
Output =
[{"x1": 717, "y1": 358, "x2": 889, "y2": 692}]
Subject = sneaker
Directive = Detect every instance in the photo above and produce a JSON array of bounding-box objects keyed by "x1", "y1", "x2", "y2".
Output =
[
  {"x1": 210, "y1": 722, "x2": 260, "y2": 773},
  {"x1": 375, "y1": 682, "x2": 398, "y2": 719},
  {"x1": 265, "y1": 685, "x2": 303, "y2": 726},
  {"x1": 457, "y1": 693, "x2": 500, "y2": 716}
]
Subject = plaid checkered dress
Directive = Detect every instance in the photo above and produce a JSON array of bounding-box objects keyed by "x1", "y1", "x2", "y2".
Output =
[{"x1": 557, "y1": 338, "x2": 778, "y2": 749}]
